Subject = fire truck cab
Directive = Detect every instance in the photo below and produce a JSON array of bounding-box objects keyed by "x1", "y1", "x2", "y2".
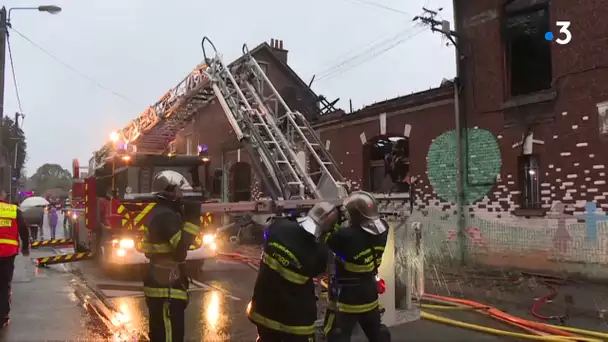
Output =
[{"x1": 74, "y1": 153, "x2": 217, "y2": 274}]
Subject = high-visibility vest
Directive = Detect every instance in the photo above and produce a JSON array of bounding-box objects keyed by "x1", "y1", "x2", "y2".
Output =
[{"x1": 0, "y1": 203, "x2": 19, "y2": 257}]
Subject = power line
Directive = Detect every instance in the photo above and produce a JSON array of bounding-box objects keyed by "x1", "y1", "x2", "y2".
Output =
[
  {"x1": 6, "y1": 32, "x2": 23, "y2": 115},
  {"x1": 342, "y1": 0, "x2": 410, "y2": 16},
  {"x1": 9, "y1": 27, "x2": 140, "y2": 106},
  {"x1": 318, "y1": 28, "x2": 426, "y2": 82},
  {"x1": 311, "y1": 4, "x2": 429, "y2": 83},
  {"x1": 315, "y1": 26, "x2": 416, "y2": 79}
]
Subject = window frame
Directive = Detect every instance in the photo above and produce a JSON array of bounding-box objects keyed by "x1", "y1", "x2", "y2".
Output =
[
  {"x1": 502, "y1": 3, "x2": 552, "y2": 97},
  {"x1": 369, "y1": 160, "x2": 385, "y2": 193},
  {"x1": 517, "y1": 154, "x2": 541, "y2": 210},
  {"x1": 362, "y1": 135, "x2": 410, "y2": 193}
]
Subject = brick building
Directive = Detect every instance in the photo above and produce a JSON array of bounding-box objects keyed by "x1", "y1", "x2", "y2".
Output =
[
  {"x1": 174, "y1": 38, "x2": 456, "y2": 203},
  {"x1": 177, "y1": 1, "x2": 608, "y2": 276},
  {"x1": 424, "y1": 0, "x2": 608, "y2": 276}
]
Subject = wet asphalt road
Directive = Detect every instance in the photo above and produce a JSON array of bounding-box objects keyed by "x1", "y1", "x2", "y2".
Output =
[
  {"x1": 34, "y1": 214, "x2": 258, "y2": 340},
  {"x1": 56, "y1": 247, "x2": 259, "y2": 341},
  {"x1": 33, "y1": 216, "x2": 535, "y2": 341}
]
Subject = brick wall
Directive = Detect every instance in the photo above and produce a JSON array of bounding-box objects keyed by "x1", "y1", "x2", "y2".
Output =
[
  {"x1": 170, "y1": 9, "x2": 608, "y2": 277},
  {"x1": 405, "y1": 0, "x2": 608, "y2": 277},
  {"x1": 316, "y1": 87, "x2": 455, "y2": 191},
  {"x1": 317, "y1": 0, "x2": 608, "y2": 278}
]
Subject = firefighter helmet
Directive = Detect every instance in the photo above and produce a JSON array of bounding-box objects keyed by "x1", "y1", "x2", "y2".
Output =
[
  {"x1": 298, "y1": 201, "x2": 340, "y2": 238},
  {"x1": 343, "y1": 191, "x2": 386, "y2": 235},
  {"x1": 152, "y1": 170, "x2": 192, "y2": 194}
]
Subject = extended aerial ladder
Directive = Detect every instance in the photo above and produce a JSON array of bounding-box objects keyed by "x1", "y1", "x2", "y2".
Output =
[
  {"x1": 94, "y1": 37, "x2": 346, "y2": 201},
  {"x1": 201, "y1": 38, "x2": 346, "y2": 200}
]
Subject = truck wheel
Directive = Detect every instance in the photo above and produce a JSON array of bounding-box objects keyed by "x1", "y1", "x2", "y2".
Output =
[{"x1": 186, "y1": 260, "x2": 204, "y2": 278}]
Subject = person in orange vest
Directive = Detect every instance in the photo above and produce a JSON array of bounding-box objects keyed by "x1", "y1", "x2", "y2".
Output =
[{"x1": 0, "y1": 189, "x2": 29, "y2": 328}]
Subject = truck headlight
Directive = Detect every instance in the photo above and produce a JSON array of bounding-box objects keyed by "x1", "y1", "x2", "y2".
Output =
[
  {"x1": 119, "y1": 238, "x2": 135, "y2": 249},
  {"x1": 202, "y1": 234, "x2": 215, "y2": 244}
]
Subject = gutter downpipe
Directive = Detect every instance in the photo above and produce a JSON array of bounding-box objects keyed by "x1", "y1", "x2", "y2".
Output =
[{"x1": 453, "y1": 0, "x2": 468, "y2": 266}]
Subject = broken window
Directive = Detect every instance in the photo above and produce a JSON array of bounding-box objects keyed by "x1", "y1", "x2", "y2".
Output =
[
  {"x1": 518, "y1": 154, "x2": 540, "y2": 209},
  {"x1": 597, "y1": 101, "x2": 608, "y2": 137},
  {"x1": 363, "y1": 135, "x2": 409, "y2": 193},
  {"x1": 503, "y1": 5, "x2": 552, "y2": 96}
]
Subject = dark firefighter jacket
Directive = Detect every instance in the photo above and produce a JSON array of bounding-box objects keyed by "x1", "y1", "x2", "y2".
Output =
[
  {"x1": 139, "y1": 198, "x2": 201, "y2": 302},
  {"x1": 324, "y1": 221, "x2": 388, "y2": 314},
  {"x1": 248, "y1": 217, "x2": 328, "y2": 336}
]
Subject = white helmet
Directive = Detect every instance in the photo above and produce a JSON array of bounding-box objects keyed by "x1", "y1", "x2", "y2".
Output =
[{"x1": 298, "y1": 201, "x2": 340, "y2": 238}]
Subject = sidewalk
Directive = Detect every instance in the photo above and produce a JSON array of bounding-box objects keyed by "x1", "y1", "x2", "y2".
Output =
[{"x1": 0, "y1": 249, "x2": 105, "y2": 341}]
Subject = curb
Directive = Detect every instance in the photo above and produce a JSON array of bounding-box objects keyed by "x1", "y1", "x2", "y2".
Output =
[{"x1": 50, "y1": 246, "x2": 144, "y2": 341}]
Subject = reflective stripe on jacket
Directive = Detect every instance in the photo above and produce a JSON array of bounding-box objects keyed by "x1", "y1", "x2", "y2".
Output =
[
  {"x1": 140, "y1": 201, "x2": 200, "y2": 301},
  {"x1": 0, "y1": 203, "x2": 19, "y2": 257},
  {"x1": 325, "y1": 221, "x2": 389, "y2": 313},
  {"x1": 248, "y1": 217, "x2": 328, "y2": 334}
]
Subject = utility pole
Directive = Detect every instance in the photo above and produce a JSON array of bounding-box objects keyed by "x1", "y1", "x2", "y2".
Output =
[
  {"x1": 0, "y1": 7, "x2": 7, "y2": 193},
  {"x1": 9, "y1": 112, "x2": 22, "y2": 203},
  {"x1": 13, "y1": 112, "x2": 22, "y2": 169},
  {"x1": 415, "y1": 7, "x2": 468, "y2": 265}
]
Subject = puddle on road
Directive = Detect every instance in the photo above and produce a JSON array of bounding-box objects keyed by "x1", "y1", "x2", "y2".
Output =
[
  {"x1": 201, "y1": 291, "x2": 227, "y2": 341},
  {"x1": 110, "y1": 296, "x2": 149, "y2": 339}
]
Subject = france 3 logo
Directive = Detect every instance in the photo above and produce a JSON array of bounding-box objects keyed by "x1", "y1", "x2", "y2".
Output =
[{"x1": 544, "y1": 21, "x2": 572, "y2": 45}]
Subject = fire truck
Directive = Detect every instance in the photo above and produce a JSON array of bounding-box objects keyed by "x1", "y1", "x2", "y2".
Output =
[{"x1": 69, "y1": 153, "x2": 217, "y2": 274}]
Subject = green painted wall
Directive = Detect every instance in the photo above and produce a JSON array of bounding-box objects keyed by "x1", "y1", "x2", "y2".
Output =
[{"x1": 426, "y1": 129, "x2": 501, "y2": 205}]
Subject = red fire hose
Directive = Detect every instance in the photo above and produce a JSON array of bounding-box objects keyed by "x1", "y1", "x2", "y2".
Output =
[
  {"x1": 422, "y1": 293, "x2": 575, "y2": 337},
  {"x1": 217, "y1": 252, "x2": 581, "y2": 338}
]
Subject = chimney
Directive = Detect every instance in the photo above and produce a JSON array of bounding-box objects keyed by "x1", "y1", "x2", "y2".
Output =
[{"x1": 269, "y1": 38, "x2": 288, "y2": 64}]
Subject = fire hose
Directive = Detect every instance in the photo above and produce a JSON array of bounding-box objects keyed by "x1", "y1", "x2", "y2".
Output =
[{"x1": 218, "y1": 252, "x2": 608, "y2": 341}]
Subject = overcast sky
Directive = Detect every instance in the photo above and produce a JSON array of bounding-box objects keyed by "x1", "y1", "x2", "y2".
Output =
[{"x1": 3, "y1": 0, "x2": 454, "y2": 176}]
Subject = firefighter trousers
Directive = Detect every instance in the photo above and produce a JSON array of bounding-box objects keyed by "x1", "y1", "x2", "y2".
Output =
[
  {"x1": 324, "y1": 307, "x2": 390, "y2": 342},
  {"x1": 256, "y1": 325, "x2": 315, "y2": 342},
  {"x1": 146, "y1": 297, "x2": 187, "y2": 342},
  {"x1": 0, "y1": 256, "x2": 15, "y2": 323}
]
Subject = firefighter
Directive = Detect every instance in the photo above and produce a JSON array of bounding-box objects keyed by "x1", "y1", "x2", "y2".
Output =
[
  {"x1": 323, "y1": 191, "x2": 391, "y2": 342},
  {"x1": 0, "y1": 189, "x2": 29, "y2": 328},
  {"x1": 247, "y1": 201, "x2": 341, "y2": 342},
  {"x1": 140, "y1": 178, "x2": 201, "y2": 342}
]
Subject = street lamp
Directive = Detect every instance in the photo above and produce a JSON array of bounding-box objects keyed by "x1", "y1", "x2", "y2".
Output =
[
  {"x1": 35, "y1": 5, "x2": 62, "y2": 14},
  {"x1": 0, "y1": 4, "x2": 62, "y2": 191},
  {"x1": 8, "y1": 5, "x2": 62, "y2": 19}
]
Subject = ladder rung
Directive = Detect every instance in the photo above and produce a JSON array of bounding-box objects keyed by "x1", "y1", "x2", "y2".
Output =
[{"x1": 288, "y1": 182, "x2": 303, "y2": 185}]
